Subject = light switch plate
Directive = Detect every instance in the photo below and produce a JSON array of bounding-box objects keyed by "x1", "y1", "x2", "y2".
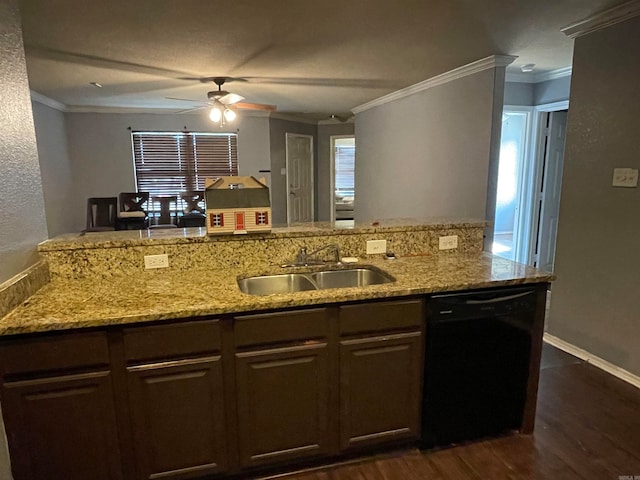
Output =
[
  {"x1": 439, "y1": 235, "x2": 458, "y2": 250},
  {"x1": 366, "y1": 239, "x2": 387, "y2": 254},
  {"x1": 144, "y1": 254, "x2": 169, "y2": 269},
  {"x1": 612, "y1": 168, "x2": 638, "y2": 187}
]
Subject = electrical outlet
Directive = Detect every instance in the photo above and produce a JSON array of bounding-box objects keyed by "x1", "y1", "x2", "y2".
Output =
[
  {"x1": 144, "y1": 254, "x2": 169, "y2": 269},
  {"x1": 439, "y1": 235, "x2": 458, "y2": 250},
  {"x1": 366, "y1": 239, "x2": 387, "y2": 254},
  {"x1": 612, "y1": 168, "x2": 638, "y2": 187}
]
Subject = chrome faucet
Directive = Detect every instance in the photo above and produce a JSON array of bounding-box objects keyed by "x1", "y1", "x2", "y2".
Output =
[{"x1": 283, "y1": 244, "x2": 342, "y2": 267}]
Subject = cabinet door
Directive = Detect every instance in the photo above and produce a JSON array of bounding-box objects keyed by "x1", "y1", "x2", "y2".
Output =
[
  {"x1": 126, "y1": 356, "x2": 227, "y2": 480},
  {"x1": 2, "y1": 371, "x2": 123, "y2": 480},
  {"x1": 235, "y1": 342, "x2": 330, "y2": 468},
  {"x1": 339, "y1": 331, "x2": 423, "y2": 451}
]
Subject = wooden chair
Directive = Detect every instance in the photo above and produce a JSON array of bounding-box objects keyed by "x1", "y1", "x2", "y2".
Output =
[
  {"x1": 118, "y1": 192, "x2": 149, "y2": 230},
  {"x1": 86, "y1": 197, "x2": 118, "y2": 232},
  {"x1": 149, "y1": 195, "x2": 178, "y2": 228},
  {"x1": 178, "y1": 191, "x2": 206, "y2": 228}
]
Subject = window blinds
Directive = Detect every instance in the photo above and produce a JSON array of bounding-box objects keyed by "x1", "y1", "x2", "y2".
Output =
[
  {"x1": 335, "y1": 144, "x2": 355, "y2": 198},
  {"x1": 132, "y1": 132, "x2": 238, "y2": 196}
]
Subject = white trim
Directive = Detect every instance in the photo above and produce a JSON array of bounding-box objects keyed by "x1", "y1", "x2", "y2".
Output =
[
  {"x1": 544, "y1": 333, "x2": 640, "y2": 389},
  {"x1": 352, "y1": 55, "x2": 517, "y2": 114},
  {"x1": 499, "y1": 106, "x2": 535, "y2": 264},
  {"x1": 562, "y1": 0, "x2": 640, "y2": 38},
  {"x1": 506, "y1": 66, "x2": 573, "y2": 84},
  {"x1": 525, "y1": 100, "x2": 569, "y2": 265},
  {"x1": 534, "y1": 100, "x2": 570, "y2": 113},
  {"x1": 30, "y1": 90, "x2": 66, "y2": 111}
]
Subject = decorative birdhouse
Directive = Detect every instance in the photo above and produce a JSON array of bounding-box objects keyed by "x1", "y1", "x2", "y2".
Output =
[{"x1": 205, "y1": 176, "x2": 271, "y2": 235}]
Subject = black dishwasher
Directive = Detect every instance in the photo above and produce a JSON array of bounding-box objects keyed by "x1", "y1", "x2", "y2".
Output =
[{"x1": 421, "y1": 287, "x2": 537, "y2": 448}]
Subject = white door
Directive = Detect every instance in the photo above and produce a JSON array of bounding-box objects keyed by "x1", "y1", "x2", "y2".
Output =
[
  {"x1": 286, "y1": 133, "x2": 314, "y2": 224},
  {"x1": 536, "y1": 111, "x2": 568, "y2": 272}
]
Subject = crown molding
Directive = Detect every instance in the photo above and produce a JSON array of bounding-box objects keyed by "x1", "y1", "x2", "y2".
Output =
[
  {"x1": 30, "y1": 90, "x2": 66, "y2": 111},
  {"x1": 506, "y1": 66, "x2": 572, "y2": 84},
  {"x1": 562, "y1": 0, "x2": 640, "y2": 38},
  {"x1": 352, "y1": 55, "x2": 517, "y2": 114}
]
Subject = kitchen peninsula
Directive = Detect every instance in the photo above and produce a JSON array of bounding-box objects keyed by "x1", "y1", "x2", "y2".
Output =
[{"x1": 0, "y1": 219, "x2": 553, "y2": 480}]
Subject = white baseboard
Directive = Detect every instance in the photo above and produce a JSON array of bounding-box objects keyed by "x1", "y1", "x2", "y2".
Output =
[{"x1": 543, "y1": 333, "x2": 640, "y2": 389}]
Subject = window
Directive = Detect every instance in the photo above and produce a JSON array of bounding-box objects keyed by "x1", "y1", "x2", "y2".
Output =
[
  {"x1": 132, "y1": 131, "x2": 238, "y2": 196},
  {"x1": 334, "y1": 140, "x2": 355, "y2": 200},
  {"x1": 255, "y1": 211, "x2": 269, "y2": 225},
  {"x1": 211, "y1": 213, "x2": 224, "y2": 227}
]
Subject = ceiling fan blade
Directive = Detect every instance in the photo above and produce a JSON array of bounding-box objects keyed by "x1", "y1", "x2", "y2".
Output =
[
  {"x1": 165, "y1": 96, "x2": 206, "y2": 103},
  {"x1": 235, "y1": 102, "x2": 276, "y2": 112},
  {"x1": 174, "y1": 105, "x2": 208, "y2": 114},
  {"x1": 219, "y1": 92, "x2": 245, "y2": 105}
]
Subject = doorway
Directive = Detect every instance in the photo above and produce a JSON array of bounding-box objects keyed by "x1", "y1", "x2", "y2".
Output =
[
  {"x1": 285, "y1": 133, "x2": 314, "y2": 224},
  {"x1": 330, "y1": 135, "x2": 355, "y2": 224},
  {"x1": 493, "y1": 107, "x2": 534, "y2": 262},
  {"x1": 493, "y1": 101, "x2": 568, "y2": 270}
]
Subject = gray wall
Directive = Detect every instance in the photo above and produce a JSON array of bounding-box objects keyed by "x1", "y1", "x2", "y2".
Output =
[
  {"x1": 0, "y1": 1, "x2": 38, "y2": 476},
  {"x1": 533, "y1": 76, "x2": 572, "y2": 105},
  {"x1": 0, "y1": 0, "x2": 48, "y2": 284},
  {"x1": 549, "y1": 15, "x2": 640, "y2": 377},
  {"x1": 504, "y1": 77, "x2": 570, "y2": 107},
  {"x1": 504, "y1": 82, "x2": 534, "y2": 106},
  {"x1": 62, "y1": 112, "x2": 270, "y2": 232},
  {"x1": 354, "y1": 68, "x2": 504, "y2": 223},
  {"x1": 32, "y1": 102, "x2": 75, "y2": 236},
  {"x1": 268, "y1": 118, "x2": 318, "y2": 225},
  {"x1": 317, "y1": 122, "x2": 355, "y2": 221}
]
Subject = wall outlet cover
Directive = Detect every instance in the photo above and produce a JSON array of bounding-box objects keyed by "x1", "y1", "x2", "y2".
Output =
[
  {"x1": 366, "y1": 239, "x2": 387, "y2": 254},
  {"x1": 612, "y1": 168, "x2": 638, "y2": 187},
  {"x1": 439, "y1": 235, "x2": 459, "y2": 250},
  {"x1": 144, "y1": 254, "x2": 169, "y2": 269}
]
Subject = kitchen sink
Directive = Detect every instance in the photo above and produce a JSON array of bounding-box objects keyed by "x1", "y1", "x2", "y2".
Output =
[
  {"x1": 238, "y1": 267, "x2": 395, "y2": 296},
  {"x1": 310, "y1": 268, "x2": 393, "y2": 289},
  {"x1": 237, "y1": 274, "x2": 317, "y2": 296}
]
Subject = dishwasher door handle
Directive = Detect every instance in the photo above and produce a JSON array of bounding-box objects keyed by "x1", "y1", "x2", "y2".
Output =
[{"x1": 464, "y1": 290, "x2": 535, "y2": 305}]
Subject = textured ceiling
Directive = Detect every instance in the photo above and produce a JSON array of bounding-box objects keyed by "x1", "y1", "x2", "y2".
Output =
[{"x1": 19, "y1": 0, "x2": 621, "y2": 117}]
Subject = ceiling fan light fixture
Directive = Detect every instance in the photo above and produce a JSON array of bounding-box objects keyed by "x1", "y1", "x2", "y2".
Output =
[
  {"x1": 209, "y1": 105, "x2": 222, "y2": 122},
  {"x1": 223, "y1": 108, "x2": 236, "y2": 122}
]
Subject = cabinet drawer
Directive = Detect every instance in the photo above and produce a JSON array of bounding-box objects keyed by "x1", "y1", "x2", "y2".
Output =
[
  {"x1": 234, "y1": 308, "x2": 328, "y2": 348},
  {"x1": 0, "y1": 332, "x2": 110, "y2": 377},
  {"x1": 123, "y1": 319, "x2": 221, "y2": 363},
  {"x1": 339, "y1": 299, "x2": 424, "y2": 335}
]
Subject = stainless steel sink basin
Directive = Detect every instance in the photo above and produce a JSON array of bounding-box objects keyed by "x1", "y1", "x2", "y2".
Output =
[
  {"x1": 310, "y1": 268, "x2": 394, "y2": 289},
  {"x1": 237, "y1": 274, "x2": 317, "y2": 296},
  {"x1": 238, "y1": 267, "x2": 394, "y2": 295}
]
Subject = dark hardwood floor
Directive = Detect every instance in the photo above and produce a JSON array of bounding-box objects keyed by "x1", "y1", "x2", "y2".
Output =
[{"x1": 270, "y1": 343, "x2": 640, "y2": 480}]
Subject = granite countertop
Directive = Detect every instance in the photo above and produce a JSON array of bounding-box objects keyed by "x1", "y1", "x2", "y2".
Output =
[
  {"x1": 38, "y1": 217, "x2": 488, "y2": 251},
  {"x1": 0, "y1": 253, "x2": 553, "y2": 336}
]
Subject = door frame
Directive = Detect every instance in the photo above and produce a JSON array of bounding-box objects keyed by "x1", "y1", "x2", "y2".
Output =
[
  {"x1": 285, "y1": 133, "x2": 315, "y2": 224},
  {"x1": 499, "y1": 106, "x2": 535, "y2": 264},
  {"x1": 329, "y1": 135, "x2": 355, "y2": 223},
  {"x1": 525, "y1": 100, "x2": 570, "y2": 265}
]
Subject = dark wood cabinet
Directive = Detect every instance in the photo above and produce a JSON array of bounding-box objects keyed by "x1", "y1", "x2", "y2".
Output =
[
  {"x1": 2, "y1": 370, "x2": 123, "y2": 480},
  {"x1": 126, "y1": 356, "x2": 228, "y2": 480},
  {"x1": 0, "y1": 297, "x2": 433, "y2": 478},
  {"x1": 339, "y1": 331, "x2": 423, "y2": 450},
  {"x1": 338, "y1": 299, "x2": 424, "y2": 451},
  {"x1": 122, "y1": 320, "x2": 227, "y2": 480},
  {"x1": 235, "y1": 342, "x2": 331, "y2": 468}
]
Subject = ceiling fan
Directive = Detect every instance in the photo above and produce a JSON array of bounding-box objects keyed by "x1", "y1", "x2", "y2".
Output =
[{"x1": 167, "y1": 77, "x2": 276, "y2": 124}]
